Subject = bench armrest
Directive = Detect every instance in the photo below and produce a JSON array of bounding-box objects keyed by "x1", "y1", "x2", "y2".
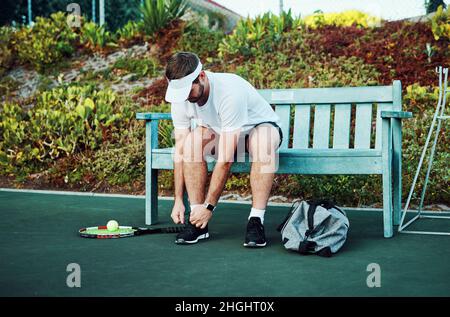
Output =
[
  {"x1": 136, "y1": 112, "x2": 172, "y2": 120},
  {"x1": 381, "y1": 111, "x2": 413, "y2": 119}
]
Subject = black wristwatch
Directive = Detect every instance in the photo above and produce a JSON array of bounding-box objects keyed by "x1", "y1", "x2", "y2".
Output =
[{"x1": 204, "y1": 202, "x2": 216, "y2": 213}]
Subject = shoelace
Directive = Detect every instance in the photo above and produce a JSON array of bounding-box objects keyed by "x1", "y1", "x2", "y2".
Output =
[{"x1": 183, "y1": 223, "x2": 200, "y2": 235}]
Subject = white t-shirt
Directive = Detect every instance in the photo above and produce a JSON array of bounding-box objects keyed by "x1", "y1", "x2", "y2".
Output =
[{"x1": 170, "y1": 71, "x2": 280, "y2": 134}]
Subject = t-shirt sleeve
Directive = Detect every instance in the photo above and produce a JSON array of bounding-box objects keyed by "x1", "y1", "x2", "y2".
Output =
[
  {"x1": 218, "y1": 92, "x2": 248, "y2": 132},
  {"x1": 170, "y1": 102, "x2": 191, "y2": 129}
]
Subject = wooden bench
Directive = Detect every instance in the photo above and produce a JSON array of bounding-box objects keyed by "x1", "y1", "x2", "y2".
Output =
[{"x1": 137, "y1": 80, "x2": 412, "y2": 238}]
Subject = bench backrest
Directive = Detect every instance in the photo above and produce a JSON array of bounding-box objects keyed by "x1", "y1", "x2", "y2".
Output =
[{"x1": 258, "y1": 81, "x2": 402, "y2": 150}]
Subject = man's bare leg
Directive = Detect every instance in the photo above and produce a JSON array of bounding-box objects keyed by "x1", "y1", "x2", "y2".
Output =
[
  {"x1": 244, "y1": 124, "x2": 280, "y2": 247},
  {"x1": 182, "y1": 126, "x2": 218, "y2": 206},
  {"x1": 248, "y1": 124, "x2": 280, "y2": 210},
  {"x1": 175, "y1": 126, "x2": 218, "y2": 244}
]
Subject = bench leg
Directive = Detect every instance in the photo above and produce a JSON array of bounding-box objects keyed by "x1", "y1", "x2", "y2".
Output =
[
  {"x1": 145, "y1": 169, "x2": 158, "y2": 225},
  {"x1": 382, "y1": 171, "x2": 393, "y2": 238},
  {"x1": 392, "y1": 119, "x2": 402, "y2": 226},
  {"x1": 382, "y1": 119, "x2": 393, "y2": 238},
  {"x1": 145, "y1": 120, "x2": 159, "y2": 225}
]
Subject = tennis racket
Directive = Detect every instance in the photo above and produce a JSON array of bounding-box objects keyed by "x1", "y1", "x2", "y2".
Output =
[{"x1": 79, "y1": 225, "x2": 184, "y2": 239}]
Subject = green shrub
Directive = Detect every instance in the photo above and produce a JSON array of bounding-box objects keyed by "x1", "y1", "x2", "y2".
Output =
[
  {"x1": 401, "y1": 84, "x2": 449, "y2": 204},
  {"x1": 223, "y1": 36, "x2": 379, "y2": 89},
  {"x1": 14, "y1": 12, "x2": 78, "y2": 72},
  {"x1": 176, "y1": 22, "x2": 225, "y2": 61},
  {"x1": 79, "y1": 121, "x2": 145, "y2": 186},
  {"x1": 219, "y1": 30, "x2": 313, "y2": 88},
  {"x1": 218, "y1": 10, "x2": 302, "y2": 59},
  {"x1": 112, "y1": 56, "x2": 161, "y2": 78},
  {"x1": 310, "y1": 56, "x2": 380, "y2": 87},
  {"x1": 140, "y1": 0, "x2": 187, "y2": 36},
  {"x1": 0, "y1": 102, "x2": 28, "y2": 172},
  {"x1": 0, "y1": 84, "x2": 135, "y2": 174},
  {"x1": 0, "y1": 26, "x2": 16, "y2": 76},
  {"x1": 225, "y1": 174, "x2": 250, "y2": 192},
  {"x1": 431, "y1": 5, "x2": 450, "y2": 43},
  {"x1": 0, "y1": 76, "x2": 20, "y2": 98},
  {"x1": 285, "y1": 175, "x2": 382, "y2": 207},
  {"x1": 116, "y1": 20, "x2": 145, "y2": 46},
  {"x1": 81, "y1": 21, "x2": 117, "y2": 52},
  {"x1": 303, "y1": 10, "x2": 381, "y2": 29}
]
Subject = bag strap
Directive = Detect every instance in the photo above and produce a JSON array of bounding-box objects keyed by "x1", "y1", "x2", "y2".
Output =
[
  {"x1": 307, "y1": 198, "x2": 336, "y2": 210},
  {"x1": 304, "y1": 198, "x2": 337, "y2": 237},
  {"x1": 299, "y1": 200, "x2": 319, "y2": 255},
  {"x1": 277, "y1": 200, "x2": 300, "y2": 232},
  {"x1": 300, "y1": 198, "x2": 338, "y2": 257},
  {"x1": 305, "y1": 201, "x2": 317, "y2": 237},
  {"x1": 298, "y1": 240, "x2": 316, "y2": 255}
]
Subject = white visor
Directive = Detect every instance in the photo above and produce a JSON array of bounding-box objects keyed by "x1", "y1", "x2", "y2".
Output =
[{"x1": 165, "y1": 62, "x2": 202, "y2": 103}]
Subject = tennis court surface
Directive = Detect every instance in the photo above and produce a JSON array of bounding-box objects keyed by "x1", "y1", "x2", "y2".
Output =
[{"x1": 1, "y1": 190, "x2": 449, "y2": 297}]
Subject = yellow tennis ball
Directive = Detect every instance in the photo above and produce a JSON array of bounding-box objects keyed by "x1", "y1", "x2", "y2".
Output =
[{"x1": 106, "y1": 220, "x2": 119, "y2": 231}]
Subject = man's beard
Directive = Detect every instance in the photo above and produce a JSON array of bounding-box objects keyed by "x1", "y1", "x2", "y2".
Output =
[{"x1": 188, "y1": 83, "x2": 204, "y2": 103}]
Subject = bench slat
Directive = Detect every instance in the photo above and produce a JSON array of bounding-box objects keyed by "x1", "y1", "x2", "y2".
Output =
[
  {"x1": 151, "y1": 151, "x2": 382, "y2": 174},
  {"x1": 293, "y1": 105, "x2": 311, "y2": 149},
  {"x1": 275, "y1": 105, "x2": 291, "y2": 149},
  {"x1": 355, "y1": 103, "x2": 373, "y2": 149},
  {"x1": 313, "y1": 105, "x2": 331, "y2": 149},
  {"x1": 259, "y1": 85, "x2": 394, "y2": 105},
  {"x1": 375, "y1": 103, "x2": 393, "y2": 149},
  {"x1": 333, "y1": 104, "x2": 351, "y2": 149},
  {"x1": 152, "y1": 147, "x2": 381, "y2": 157},
  {"x1": 261, "y1": 156, "x2": 382, "y2": 174}
]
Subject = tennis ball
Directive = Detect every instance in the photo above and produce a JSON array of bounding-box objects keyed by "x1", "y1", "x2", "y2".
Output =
[{"x1": 106, "y1": 220, "x2": 119, "y2": 231}]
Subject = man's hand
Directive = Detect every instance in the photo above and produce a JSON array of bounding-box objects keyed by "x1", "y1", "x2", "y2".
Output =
[
  {"x1": 171, "y1": 199, "x2": 186, "y2": 224},
  {"x1": 190, "y1": 205, "x2": 213, "y2": 229}
]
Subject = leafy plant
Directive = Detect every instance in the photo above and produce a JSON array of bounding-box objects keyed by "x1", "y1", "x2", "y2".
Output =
[
  {"x1": 176, "y1": 22, "x2": 225, "y2": 61},
  {"x1": 14, "y1": 12, "x2": 78, "y2": 72},
  {"x1": 303, "y1": 10, "x2": 381, "y2": 29},
  {"x1": 0, "y1": 26, "x2": 16, "y2": 76},
  {"x1": 81, "y1": 21, "x2": 117, "y2": 52},
  {"x1": 431, "y1": 5, "x2": 450, "y2": 43},
  {"x1": 0, "y1": 76, "x2": 20, "y2": 98},
  {"x1": 218, "y1": 9, "x2": 302, "y2": 59},
  {"x1": 140, "y1": 0, "x2": 187, "y2": 36},
  {"x1": 112, "y1": 56, "x2": 160, "y2": 78},
  {"x1": 0, "y1": 84, "x2": 135, "y2": 174},
  {"x1": 79, "y1": 131, "x2": 145, "y2": 186},
  {"x1": 116, "y1": 20, "x2": 144, "y2": 46}
]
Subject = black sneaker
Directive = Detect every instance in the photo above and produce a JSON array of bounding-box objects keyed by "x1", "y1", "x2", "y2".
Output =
[
  {"x1": 175, "y1": 222, "x2": 209, "y2": 244},
  {"x1": 244, "y1": 217, "x2": 266, "y2": 247}
]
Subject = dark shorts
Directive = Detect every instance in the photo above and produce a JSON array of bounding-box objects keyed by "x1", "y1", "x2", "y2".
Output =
[
  {"x1": 238, "y1": 121, "x2": 284, "y2": 155},
  {"x1": 206, "y1": 122, "x2": 283, "y2": 160}
]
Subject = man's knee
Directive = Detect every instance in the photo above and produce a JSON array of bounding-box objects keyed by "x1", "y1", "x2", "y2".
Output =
[
  {"x1": 183, "y1": 126, "x2": 216, "y2": 162},
  {"x1": 183, "y1": 127, "x2": 203, "y2": 162},
  {"x1": 248, "y1": 125, "x2": 280, "y2": 159}
]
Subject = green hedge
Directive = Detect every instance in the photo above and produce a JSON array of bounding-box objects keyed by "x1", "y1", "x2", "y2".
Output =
[{"x1": 1, "y1": 10, "x2": 449, "y2": 205}]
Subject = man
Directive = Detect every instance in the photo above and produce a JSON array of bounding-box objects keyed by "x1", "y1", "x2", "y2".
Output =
[{"x1": 165, "y1": 52, "x2": 283, "y2": 248}]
